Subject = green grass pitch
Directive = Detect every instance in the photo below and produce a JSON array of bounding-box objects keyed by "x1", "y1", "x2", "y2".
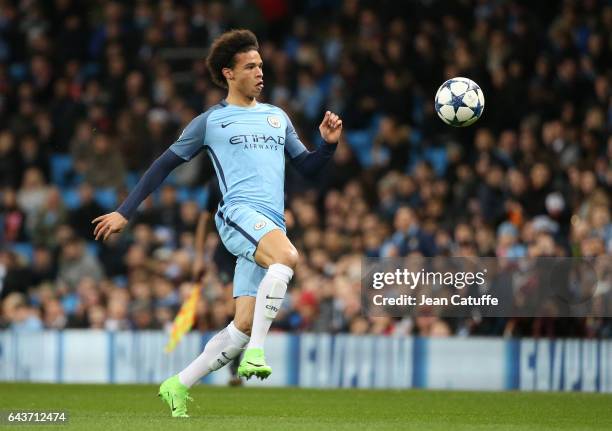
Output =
[{"x1": 1, "y1": 383, "x2": 611, "y2": 431}]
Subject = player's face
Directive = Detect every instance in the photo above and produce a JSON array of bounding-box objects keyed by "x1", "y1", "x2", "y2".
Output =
[{"x1": 230, "y1": 50, "x2": 264, "y2": 98}]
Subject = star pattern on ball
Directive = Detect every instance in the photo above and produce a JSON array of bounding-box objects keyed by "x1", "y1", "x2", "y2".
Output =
[{"x1": 434, "y1": 78, "x2": 485, "y2": 127}]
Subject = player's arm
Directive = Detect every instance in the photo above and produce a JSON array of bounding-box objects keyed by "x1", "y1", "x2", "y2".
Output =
[
  {"x1": 285, "y1": 111, "x2": 343, "y2": 179},
  {"x1": 92, "y1": 150, "x2": 186, "y2": 240},
  {"x1": 92, "y1": 114, "x2": 207, "y2": 241}
]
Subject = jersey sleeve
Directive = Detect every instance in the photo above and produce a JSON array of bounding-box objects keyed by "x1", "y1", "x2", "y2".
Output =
[
  {"x1": 116, "y1": 149, "x2": 185, "y2": 219},
  {"x1": 281, "y1": 110, "x2": 308, "y2": 159},
  {"x1": 280, "y1": 108, "x2": 337, "y2": 179},
  {"x1": 169, "y1": 113, "x2": 207, "y2": 161}
]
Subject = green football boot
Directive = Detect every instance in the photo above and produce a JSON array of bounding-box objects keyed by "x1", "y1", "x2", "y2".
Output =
[
  {"x1": 158, "y1": 375, "x2": 192, "y2": 418},
  {"x1": 238, "y1": 347, "x2": 272, "y2": 380}
]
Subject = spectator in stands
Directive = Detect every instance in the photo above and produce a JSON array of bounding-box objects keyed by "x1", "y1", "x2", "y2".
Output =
[
  {"x1": 381, "y1": 206, "x2": 436, "y2": 257},
  {"x1": 6, "y1": 293, "x2": 43, "y2": 331},
  {"x1": 31, "y1": 186, "x2": 68, "y2": 248},
  {"x1": 371, "y1": 116, "x2": 411, "y2": 174},
  {"x1": 0, "y1": 251, "x2": 32, "y2": 299},
  {"x1": 0, "y1": 131, "x2": 21, "y2": 188},
  {"x1": 19, "y1": 134, "x2": 49, "y2": 182},
  {"x1": 70, "y1": 120, "x2": 94, "y2": 176},
  {"x1": 1, "y1": 188, "x2": 28, "y2": 242},
  {"x1": 131, "y1": 300, "x2": 158, "y2": 330},
  {"x1": 69, "y1": 182, "x2": 105, "y2": 240},
  {"x1": 157, "y1": 185, "x2": 181, "y2": 233},
  {"x1": 30, "y1": 246, "x2": 57, "y2": 286},
  {"x1": 56, "y1": 237, "x2": 104, "y2": 290},
  {"x1": 105, "y1": 293, "x2": 131, "y2": 331},
  {"x1": 16, "y1": 167, "x2": 49, "y2": 232},
  {"x1": 83, "y1": 133, "x2": 126, "y2": 189},
  {"x1": 42, "y1": 298, "x2": 67, "y2": 329}
]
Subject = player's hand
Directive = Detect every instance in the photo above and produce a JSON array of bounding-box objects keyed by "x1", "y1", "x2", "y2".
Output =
[
  {"x1": 92, "y1": 211, "x2": 128, "y2": 241},
  {"x1": 319, "y1": 111, "x2": 343, "y2": 144}
]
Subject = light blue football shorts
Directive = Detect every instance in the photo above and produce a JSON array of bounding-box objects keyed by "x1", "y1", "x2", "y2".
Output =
[{"x1": 215, "y1": 204, "x2": 285, "y2": 297}]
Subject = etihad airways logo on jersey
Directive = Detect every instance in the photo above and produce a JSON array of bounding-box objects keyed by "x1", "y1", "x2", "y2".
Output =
[
  {"x1": 229, "y1": 134, "x2": 285, "y2": 145},
  {"x1": 229, "y1": 134, "x2": 285, "y2": 150}
]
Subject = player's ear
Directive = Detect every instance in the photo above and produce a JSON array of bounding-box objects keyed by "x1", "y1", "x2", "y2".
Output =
[{"x1": 222, "y1": 67, "x2": 234, "y2": 81}]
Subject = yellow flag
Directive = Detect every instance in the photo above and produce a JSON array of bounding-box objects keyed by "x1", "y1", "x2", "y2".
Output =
[{"x1": 164, "y1": 284, "x2": 201, "y2": 353}]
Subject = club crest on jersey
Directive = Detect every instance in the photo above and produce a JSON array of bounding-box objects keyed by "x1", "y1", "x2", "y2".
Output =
[
  {"x1": 254, "y1": 220, "x2": 267, "y2": 230},
  {"x1": 267, "y1": 115, "x2": 281, "y2": 128}
]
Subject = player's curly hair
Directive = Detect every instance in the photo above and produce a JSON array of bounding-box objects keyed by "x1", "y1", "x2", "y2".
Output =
[{"x1": 206, "y1": 29, "x2": 259, "y2": 89}]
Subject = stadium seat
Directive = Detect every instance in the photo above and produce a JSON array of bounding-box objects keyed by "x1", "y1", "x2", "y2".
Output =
[
  {"x1": 9, "y1": 62, "x2": 27, "y2": 81},
  {"x1": 94, "y1": 188, "x2": 117, "y2": 210},
  {"x1": 424, "y1": 146, "x2": 448, "y2": 176},
  {"x1": 411, "y1": 93, "x2": 425, "y2": 124},
  {"x1": 10, "y1": 242, "x2": 33, "y2": 264},
  {"x1": 164, "y1": 171, "x2": 178, "y2": 186},
  {"x1": 344, "y1": 130, "x2": 374, "y2": 167},
  {"x1": 410, "y1": 128, "x2": 423, "y2": 146},
  {"x1": 61, "y1": 293, "x2": 79, "y2": 315},
  {"x1": 50, "y1": 154, "x2": 74, "y2": 187},
  {"x1": 61, "y1": 187, "x2": 81, "y2": 210},
  {"x1": 125, "y1": 171, "x2": 140, "y2": 189},
  {"x1": 86, "y1": 241, "x2": 100, "y2": 257},
  {"x1": 193, "y1": 187, "x2": 209, "y2": 209},
  {"x1": 176, "y1": 187, "x2": 192, "y2": 203},
  {"x1": 82, "y1": 62, "x2": 100, "y2": 80},
  {"x1": 112, "y1": 275, "x2": 128, "y2": 288}
]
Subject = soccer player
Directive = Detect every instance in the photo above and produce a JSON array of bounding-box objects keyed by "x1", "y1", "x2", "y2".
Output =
[{"x1": 91, "y1": 29, "x2": 342, "y2": 417}]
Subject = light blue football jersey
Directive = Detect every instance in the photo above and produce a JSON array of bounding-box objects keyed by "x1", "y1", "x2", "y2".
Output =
[{"x1": 169, "y1": 100, "x2": 308, "y2": 227}]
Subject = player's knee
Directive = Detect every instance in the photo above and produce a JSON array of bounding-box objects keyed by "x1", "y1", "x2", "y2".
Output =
[
  {"x1": 233, "y1": 316, "x2": 252, "y2": 336},
  {"x1": 274, "y1": 246, "x2": 299, "y2": 269}
]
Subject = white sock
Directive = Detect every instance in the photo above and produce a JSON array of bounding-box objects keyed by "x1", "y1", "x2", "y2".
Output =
[
  {"x1": 178, "y1": 321, "x2": 249, "y2": 387},
  {"x1": 247, "y1": 263, "x2": 294, "y2": 350}
]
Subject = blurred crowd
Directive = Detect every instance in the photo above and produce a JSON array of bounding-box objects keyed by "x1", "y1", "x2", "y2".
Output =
[{"x1": 0, "y1": 0, "x2": 611, "y2": 337}]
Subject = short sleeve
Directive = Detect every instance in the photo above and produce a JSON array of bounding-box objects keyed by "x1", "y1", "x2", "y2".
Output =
[
  {"x1": 169, "y1": 113, "x2": 207, "y2": 161},
  {"x1": 281, "y1": 110, "x2": 308, "y2": 159}
]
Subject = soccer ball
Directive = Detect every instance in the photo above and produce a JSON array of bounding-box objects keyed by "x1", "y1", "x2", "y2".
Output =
[{"x1": 434, "y1": 77, "x2": 484, "y2": 127}]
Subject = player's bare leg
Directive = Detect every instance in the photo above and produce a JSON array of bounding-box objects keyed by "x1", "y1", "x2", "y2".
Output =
[
  {"x1": 238, "y1": 230, "x2": 297, "y2": 380},
  {"x1": 233, "y1": 295, "x2": 255, "y2": 335}
]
